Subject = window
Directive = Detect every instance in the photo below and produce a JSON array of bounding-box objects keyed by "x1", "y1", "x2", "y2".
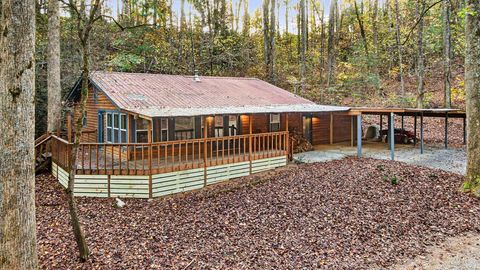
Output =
[
  {"x1": 214, "y1": 116, "x2": 223, "y2": 137},
  {"x1": 160, "y1": 118, "x2": 168, "y2": 141},
  {"x1": 105, "y1": 112, "x2": 127, "y2": 143},
  {"x1": 270, "y1": 114, "x2": 280, "y2": 132},
  {"x1": 136, "y1": 118, "x2": 150, "y2": 143},
  {"x1": 82, "y1": 112, "x2": 87, "y2": 128},
  {"x1": 175, "y1": 117, "x2": 194, "y2": 140}
]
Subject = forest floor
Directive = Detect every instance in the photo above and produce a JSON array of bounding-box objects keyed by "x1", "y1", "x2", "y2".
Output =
[{"x1": 36, "y1": 157, "x2": 480, "y2": 269}]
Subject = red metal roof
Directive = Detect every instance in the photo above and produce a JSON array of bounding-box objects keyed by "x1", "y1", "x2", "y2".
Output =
[{"x1": 90, "y1": 71, "x2": 349, "y2": 117}]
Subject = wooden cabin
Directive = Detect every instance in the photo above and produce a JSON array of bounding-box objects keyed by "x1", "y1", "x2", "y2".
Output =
[{"x1": 50, "y1": 71, "x2": 355, "y2": 198}]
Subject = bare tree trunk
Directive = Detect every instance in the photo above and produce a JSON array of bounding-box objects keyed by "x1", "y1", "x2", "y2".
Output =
[
  {"x1": 0, "y1": 0, "x2": 38, "y2": 269},
  {"x1": 326, "y1": 0, "x2": 337, "y2": 87},
  {"x1": 320, "y1": 9, "x2": 325, "y2": 83},
  {"x1": 269, "y1": 0, "x2": 276, "y2": 83},
  {"x1": 372, "y1": 0, "x2": 379, "y2": 54},
  {"x1": 47, "y1": 0, "x2": 62, "y2": 133},
  {"x1": 242, "y1": 0, "x2": 250, "y2": 36},
  {"x1": 284, "y1": 0, "x2": 289, "y2": 35},
  {"x1": 67, "y1": 41, "x2": 90, "y2": 262},
  {"x1": 416, "y1": 0, "x2": 425, "y2": 108},
  {"x1": 299, "y1": 0, "x2": 306, "y2": 92},
  {"x1": 464, "y1": 0, "x2": 480, "y2": 196},
  {"x1": 354, "y1": 0, "x2": 369, "y2": 57},
  {"x1": 64, "y1": 0, "x2": 104, "y2": 261},
  {"x1": 152, "y1": 0, "x2": 157, "y2": 27},
  {"x1": 263, "y1": 0, "x2": 275, "y2": 83},
  {"x1": 443, "y1": 0, "x2": 452, "y2": 108},
  {"x1": 394, "y1": 0, "x2": 405, "y2": 97}
]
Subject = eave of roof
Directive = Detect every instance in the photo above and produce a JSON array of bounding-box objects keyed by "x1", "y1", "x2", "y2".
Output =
[{"x1": 126, "y1": 104, "x2": 350, "y2": 117}]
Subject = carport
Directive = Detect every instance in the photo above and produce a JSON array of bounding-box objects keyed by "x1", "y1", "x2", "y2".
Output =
[{"x1": 348, "y1": 108, "x2": 467, "y2": 160}]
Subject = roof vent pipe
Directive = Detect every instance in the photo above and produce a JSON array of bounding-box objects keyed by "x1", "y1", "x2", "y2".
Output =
[{"x1": 194, "y1": 70, "x2": 201, "y2": 82}]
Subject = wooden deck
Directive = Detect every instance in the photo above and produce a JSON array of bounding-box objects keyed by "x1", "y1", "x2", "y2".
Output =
[
  {"x1": 51, "y1": 131, "x2": 289, "y2": 175},
  {"x1": 49, "y1": 132, "x2": 290, "y2": 198}
]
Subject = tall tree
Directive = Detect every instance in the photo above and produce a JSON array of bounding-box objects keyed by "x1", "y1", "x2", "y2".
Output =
[
  {"x1": 443, "y1": 0, "x2": 452, "y2": 108},
  {"x1": 47, "y1": 0, "x2": 62, "y2": 133},
  {"x1": 464, "y1": 0, "x2": 480, "y2": 196},
  {"x1": 263, "y1": 0, "x2": 276, "y2": 83},
  {"x1": 327, "y1": 0, "x2": 337, "y2": 87},
  {"x1": 354, "y1": 0, "x2": 369, "y2": 57},
  {"x1": 0, "y1": 0, "x2": 38, "y2": 268},
  {"x1": 372, "y1": 0, "x2": 379, "y2": 55},
  {"x1": 299, "y1": 0, "x2": 306, "y2": 92},
  {"x1": 393, "y1": 0, "x2": 405, "y2": 96},
  {"x1": 416, "y1": 0, "x2": 425, "y2": 108},
  {"x1": 242, "y1": 0, "x2": 250, "y2": 36}
]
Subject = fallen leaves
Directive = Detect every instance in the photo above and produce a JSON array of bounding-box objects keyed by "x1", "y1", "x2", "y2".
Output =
[{"x1": 36, "y1": 157, "x2": 480, "y2": 269}]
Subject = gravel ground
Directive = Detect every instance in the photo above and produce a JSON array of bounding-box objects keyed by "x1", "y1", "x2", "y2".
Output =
[
  {"x1": 294, "y1": 144, "x2": 466, "y2": 175},
  {"x1": 37, "y1": 158, "x2": 480, "y2": 269},
  {"x1": 392, "y1": 234, "x2": 480, "y2": 270}
]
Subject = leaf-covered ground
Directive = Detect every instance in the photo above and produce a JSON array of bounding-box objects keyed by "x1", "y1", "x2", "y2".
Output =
[{"x1": 36, "y1": 158, "x2": 480, "y2": 269}]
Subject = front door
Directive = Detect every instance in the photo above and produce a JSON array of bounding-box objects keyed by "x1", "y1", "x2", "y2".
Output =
[{"x1": 303, "y1": 115, "x2": 312, "y2": 143}]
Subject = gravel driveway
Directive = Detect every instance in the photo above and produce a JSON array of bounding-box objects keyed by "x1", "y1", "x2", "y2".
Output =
[{"x1": 294, "y1": 143, "x2": 466, "y2": 175}]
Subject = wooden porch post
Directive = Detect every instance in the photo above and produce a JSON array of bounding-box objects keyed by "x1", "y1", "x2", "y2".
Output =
[
  {"x1": 329, "y1": 112, "x2": 333, "y2": 144},
  {"x1": 420, "y1": 112, "x2": 424, "y2": 154},
  {"x1": 249, "y1": 114, "x2": 253, "y2": 174},
  {"x1": 203, "y1": 116, "x2": 208, "y2": 187},
  {"x1": 285, "y1": 113, "x2": 289, "y2": 159},
  {"x1": 444, "y1": 112, "x2": 449, "y2": 149},
  {"x1": 414, "y1": 113, "x2": 417, "y2": 146},
  {"x1": 67, "y1": 112, "x2": 72, "y2": 142},
  {"x1": 350, "y1": 116, "x2": 354, "y2": 147}
]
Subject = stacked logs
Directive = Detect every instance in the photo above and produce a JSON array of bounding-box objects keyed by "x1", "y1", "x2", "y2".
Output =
[{"x1": 290, "y1": 131, "x2": 313, "y2": 153}]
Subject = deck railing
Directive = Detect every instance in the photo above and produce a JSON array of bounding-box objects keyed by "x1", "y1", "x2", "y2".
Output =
[{"x1": 51, "y1": 131, "x2": 289, "y2": 176}]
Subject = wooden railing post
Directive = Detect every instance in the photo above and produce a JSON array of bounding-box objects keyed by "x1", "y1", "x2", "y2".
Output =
[
  {"x1": 285, "y1": 114, "x2": 289, "y2": 161},
  {"x1": 149, "y1": 143, "x2": 153, "y2": 198}
]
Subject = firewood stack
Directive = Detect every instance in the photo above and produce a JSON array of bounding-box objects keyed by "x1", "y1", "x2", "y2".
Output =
[{"x1": 290, "y1": 131, "x2": 313, "y2": 153}]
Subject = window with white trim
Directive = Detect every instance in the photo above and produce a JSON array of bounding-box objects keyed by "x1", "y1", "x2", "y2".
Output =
[
  {"x1": 106, "y1": 112, "x2": 127, "y2": 143},
  {"x1": 270, "y1": 113, "x2": 280, "y2": 132}
]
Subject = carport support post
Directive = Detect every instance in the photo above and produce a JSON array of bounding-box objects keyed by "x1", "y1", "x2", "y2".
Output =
[
  {"x1": 389, "y1": 112, "x2": 395, "y2": 160},
  {"x1": 444, "y1": 112, "x2": 449, "y2": 149},
  {"x1": 379, "y1": 115, "x2": 383, "y2": 131},
  {"x1": 463, "y1": 116, "x2": 467, "y2": 145},
  {"x1": 401, "y1": 115, "x2": 404, "y2": 130},
  {"x1": 414, "y1": 113, "x2": 417, "y2": 146},
  {"x1": 387, "y1": 115, "x2": 392, "y2": 150},
  {"x1": 357, "y1": 114, "x2": 362, "y2": 157},
  {"x1": 420, "y1": 112, "x2": 424, "y2": 154}
]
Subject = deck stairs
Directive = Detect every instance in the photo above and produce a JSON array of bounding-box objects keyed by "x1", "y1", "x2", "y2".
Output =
[{"x1": 35, "y1": 133, "x2": 53, "y2": 174}]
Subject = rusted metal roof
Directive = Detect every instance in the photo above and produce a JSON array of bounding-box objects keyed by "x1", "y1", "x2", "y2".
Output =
[{"x1": 89, "y1": 71, "x2": 349, "y2": 117}]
